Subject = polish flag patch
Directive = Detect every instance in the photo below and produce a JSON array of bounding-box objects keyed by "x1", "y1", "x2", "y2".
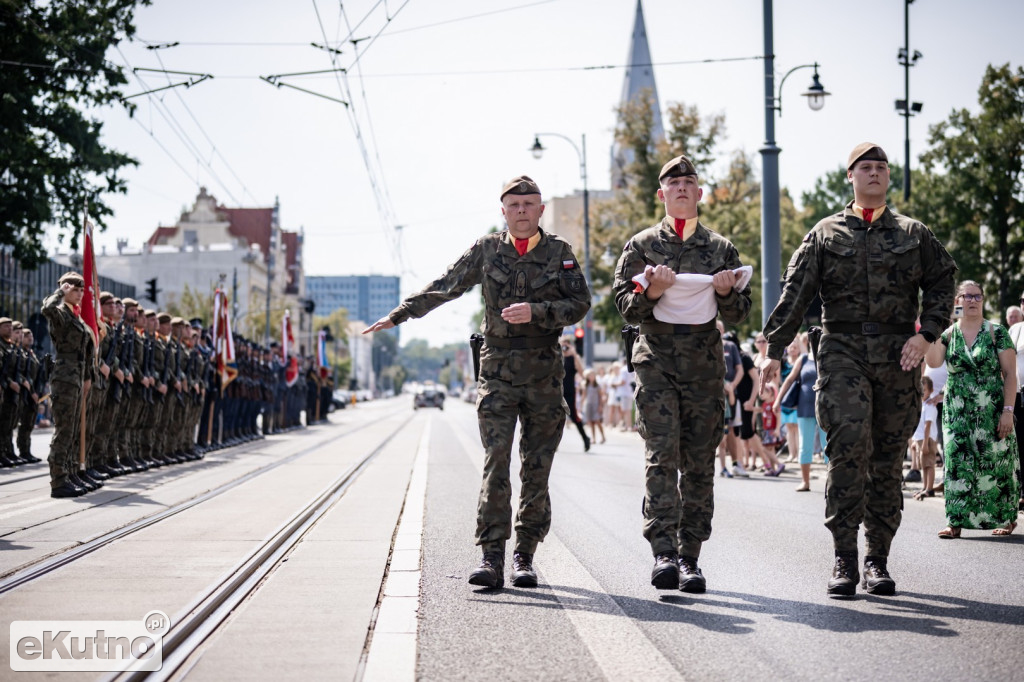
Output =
[{"x1": 562, "y1": 260, "x2": 575, "y2": 269}]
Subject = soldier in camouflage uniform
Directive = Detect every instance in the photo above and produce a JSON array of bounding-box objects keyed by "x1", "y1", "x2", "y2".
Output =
[
  {"x1": 0, "y1": 318, "x2": 23, "y2": 467},
  {"x1": 16, "y1": 327, "x2": 43, "y2": 465},
  {"x1": 364, "y1": 175, "x2": 591, "y2": 589},
  {"x1": 41, "y1": 272, "x2": 96, "y2": 498},
  {"x1": 761, "y1": 143, "x2": 956, "y2": 598},
  {"x1": 613, "y1": 155, "x2": 751, "y2": 593}
]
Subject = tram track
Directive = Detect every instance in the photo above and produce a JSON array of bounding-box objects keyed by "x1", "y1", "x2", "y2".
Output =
[
  {"x1": 0, "y1": 405, "x2": 411, "y2": 594},
  {"x1": 106, "y1": 411, "x2": 418, "y2": 681}
]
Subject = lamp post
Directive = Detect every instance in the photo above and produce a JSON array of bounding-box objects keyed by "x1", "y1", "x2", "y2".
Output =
[
  {"x1": 896, "y1": 0, "x2": 922, "y2": 201},
  {"x1": 759, "y1": 0, "x2": 830, "y2": 327},
  {"x1": 530, "y1": 132, "x2": 593, "y2": 367}
]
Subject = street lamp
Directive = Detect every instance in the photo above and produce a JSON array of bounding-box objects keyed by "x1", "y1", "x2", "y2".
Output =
[
  {"x1": 897, "y1": 0, "x2": 922, "y2": 201},
  {"x1": 759, "y1": 0, "x2": 830, "y2": 327},
  {"x1": 529, "y1": 132, "x2": 594, "y2": 367}
]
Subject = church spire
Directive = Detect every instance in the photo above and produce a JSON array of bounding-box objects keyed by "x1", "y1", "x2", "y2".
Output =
[{"x1": 611, "y1": 0, "x2": 664, "y2": 189}]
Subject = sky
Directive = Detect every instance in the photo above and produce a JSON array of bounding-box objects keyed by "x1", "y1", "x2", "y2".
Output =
[{"x1": 72, "y1": 0, "x2": 1024, "y2": 347}]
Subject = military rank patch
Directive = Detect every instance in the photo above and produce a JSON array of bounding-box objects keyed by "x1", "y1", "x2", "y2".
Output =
[{"x1": 562, "y1": 260, "x2": 575, "y2": 269}]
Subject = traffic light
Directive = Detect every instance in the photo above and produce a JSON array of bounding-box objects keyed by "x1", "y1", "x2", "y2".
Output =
[
  {"x1": 145, "y1": 278, "x2": 159, "y2": 304},
  {"x1": 303, "y1": 299, "x2": 316, "y2": 314},
  {"x1": 574, "y1": 326, "x2": 584, "y2": 355}
]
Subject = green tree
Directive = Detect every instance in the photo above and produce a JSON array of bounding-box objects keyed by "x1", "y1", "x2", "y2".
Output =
[
  {"x1": 915, "y1": 63, "x2": 1024, "y2": 311},
  {"x1": 1, "y1": 0, "x2": 148, "y2": 267},
  {"x1": 165, "y1": 282, "x2": 215, "y2": 325}
]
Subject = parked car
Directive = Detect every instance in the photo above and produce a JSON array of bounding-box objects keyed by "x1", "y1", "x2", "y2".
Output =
[{"x1": 414, "y1": 386, "x2": 445, "y2": 410}]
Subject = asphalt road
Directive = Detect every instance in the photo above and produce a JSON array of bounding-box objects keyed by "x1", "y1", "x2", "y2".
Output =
[{"x1": 417, "y1": 399, "x2": 1024, "y2": 682}]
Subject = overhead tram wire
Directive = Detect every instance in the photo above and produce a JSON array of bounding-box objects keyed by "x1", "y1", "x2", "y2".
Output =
[
  {"x1": 150, "y1": 48, "x2": 260, "y2": 205},
  {"x1": 311, "y1": 0, "x2": 406, "y2": 272},
  {"x1": 115, "y1": 45, "x2": 242, "y2": 205},
  {"x1": 338, "y1": 1, "x2": 404, "y2": 270}
]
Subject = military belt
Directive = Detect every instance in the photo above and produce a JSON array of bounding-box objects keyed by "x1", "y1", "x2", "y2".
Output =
[
  {"x1": 484, "y1": 333, "x2": 560, "y2": 350},
  {"x1": 639, "y1": 320, "x2": 716, "y2": 335},
  {"x1": 823, "y1": 322, "x2": 916, "y2": 335}
]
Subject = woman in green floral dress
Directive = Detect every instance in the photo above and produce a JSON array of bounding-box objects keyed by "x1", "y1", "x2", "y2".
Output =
[{"x1": 925, "y1": 280, "x2": 1020, "y2": 537}]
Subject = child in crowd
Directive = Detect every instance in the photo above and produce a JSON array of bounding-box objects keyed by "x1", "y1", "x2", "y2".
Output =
[
  {"x1": 912, "y1": 375, "x2": 939, "y2": 500},
  {"x1": 760, "y1": 384, "x2": 783, "y2": 464},
  {"x1": 581, "y1": 369, "x2": 606, "y2": 445}
]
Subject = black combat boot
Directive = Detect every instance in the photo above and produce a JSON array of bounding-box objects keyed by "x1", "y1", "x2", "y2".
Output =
[
  {"x1": 862, "y1": 556, "x2": 896, "y2": 596},
  {"x1": 51, "y1": 480, "x2": 86, "y2": 498},
  {"x1": 678, "y1": 555, "x2": 707, "y2": 593},
  {"x1": 468, "y1": 551, "x2": 505, "y2": 589},
  {"x1": 651, "y1": 552, "x2": 680, "y2": 590},
  {"x1": 69, "y1": 473, "x2": 97, "y2": 492},
  {"x1": 85, "y1": 467, "x2": 110, "y2": 481},
  {"x1": 827, "y1": 551, "x2": 859, "y2": 598},
  {"x1": 511, "y1": 552, "x2": 538, "y2": 588}
]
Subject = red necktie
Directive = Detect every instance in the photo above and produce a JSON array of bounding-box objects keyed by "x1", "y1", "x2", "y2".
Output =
[
  {"x1": 514, "y1": 238, "x2": 529, "y2": 256},
  {"x1": 862, "y1": 208, "x2": 874, "y2": 224},
  {"x1": 674, "y1": 218, "x2": 686, "y2": 239},
  {"x1": 72, "y1": 305, "x2": 82, "y2": 318}
]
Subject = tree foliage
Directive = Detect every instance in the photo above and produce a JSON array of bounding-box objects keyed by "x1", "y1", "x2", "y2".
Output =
[
  {"x1": 915, "y1": 63, "x2": 1024, "y2": 312},
  {"x1": 165, "y1": 282, "x2": 214, "y2": 326},
  {"x1": 1, "y1": 0, "x2": 148, "y2": 268}
]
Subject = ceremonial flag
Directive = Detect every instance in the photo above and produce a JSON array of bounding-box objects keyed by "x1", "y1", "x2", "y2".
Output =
[
  {"x1": 80, "y1": 212, "x2": 102, "y2": 348},
  {"x1": 317, "y1": 329, "x2": 330, "y2": 379},
  {"x1": 281, "y1": 309, "x2": 300, "y2": 386},
  {"x1": 212, "y1": 289, "x2": 238, "y2": 388}
]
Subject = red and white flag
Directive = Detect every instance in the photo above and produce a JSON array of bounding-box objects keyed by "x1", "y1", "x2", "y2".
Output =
[
  {"x1": 80, "y1": 213, "x2": 102, "y2": 348},
  {"x1": 212, "y1": 289, "x2": 238, "y2": 388},
  {"x1": 282, "y1": 309, "x2": 299, "y2": 386}
]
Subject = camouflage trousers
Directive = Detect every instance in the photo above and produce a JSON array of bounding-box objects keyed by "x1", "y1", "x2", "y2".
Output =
[
  {"x1": 48, "y1": 377, "x2": 83, "y2": 487},
  {"x1": 17, "y1": 397, "x2": 36, "y2": 458},
  {"x1": 475, "y1": 374, "x2": 566, "y2": 555},
  {"x1": 816, "y1": 353, "x2": 920, "y2": 557},
  {"x1": 0, "y1": 400, "x2": 18, "y2": 458},
  {"x1": 634, "y1": 371, "x2": 723, "y2": 559}
]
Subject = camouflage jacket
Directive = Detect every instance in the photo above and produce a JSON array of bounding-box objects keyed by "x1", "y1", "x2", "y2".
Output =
[
  {"x1": 41, "y1": 288, "x2": 95, "y2": 386},
  {"x1": 613, "y1": 217, "x2": 751, "y2": 382},
  {"x1": 388, "y1": 228, "x2": 591, "y2": 385},
  {"x1": 763, "y1": 203, "x2": 957, "y2": 364}
]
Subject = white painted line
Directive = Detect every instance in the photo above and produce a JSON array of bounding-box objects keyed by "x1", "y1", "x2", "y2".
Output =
[
  {"x1": 362, "y1": 418, "x2": 429, "y2": 682},
  {"x1": 0, "y1": 499, "x2": 63, "y2": 522},
  {"x1": 449, "y1": 419, "x2": 681, "y2": 680}
]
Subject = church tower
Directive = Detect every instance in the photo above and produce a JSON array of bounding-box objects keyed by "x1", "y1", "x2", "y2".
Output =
[{"x1": 611, "y1": 0, "x2": 664, "y2": 189}]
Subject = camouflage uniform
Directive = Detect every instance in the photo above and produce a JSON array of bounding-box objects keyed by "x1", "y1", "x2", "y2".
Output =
[
  {"x1": 16, "y1": 345, "x2": 40, "y2": 461},
  {"x1": 41, "y1": 288, "x2": 95, "y2": 488},
  {"x1": 388, "y1": 228, "x2": 590, "y2": 554},
  {"x1": 613, "y1": 217, "x2": 751, "y2": 559},
  {"x1": 0, "y1": 335, "x2": 22, "y2": 464},
  {"x1": 763, "y1": 201, "x2": 956, "y2": 557}
]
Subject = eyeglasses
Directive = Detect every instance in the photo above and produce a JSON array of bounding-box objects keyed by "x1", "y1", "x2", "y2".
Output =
[{"x1": 961, "y1": 293, "x2": 983, "y2": 302}]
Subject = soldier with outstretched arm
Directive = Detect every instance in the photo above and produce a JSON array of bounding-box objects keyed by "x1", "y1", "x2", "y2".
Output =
[{"x1": 363, "y1": 175, "x2": 590, "y2": 589}]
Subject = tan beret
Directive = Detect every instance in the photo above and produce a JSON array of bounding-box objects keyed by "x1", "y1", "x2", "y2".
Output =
[
  {"x1": 500, "y1": 175, "x2": 541, "y2": 200},
  {"x1": 847, "y1": 142, "x2": 888, "y2": 170},
  {"x1": 122, "y1": 297, "x2": 139, "y2": 308},
  {"x1": 99, "y1": 291, "x2": 115, "y2": 304},
  {"x1": 171, "y1": 316, "x2": 185, "y2": 326},
  {"x1": 0, "y1": 317, "x2": 11, "y2": 326},
  {"x1": 157, "y1": 312, "x2": 172, "y2": 324},
  {"x1": 144, "y1": 309, "x2": 156, "y2": 318},
  {"x1": 58, "y1": 272, "x2": 85, "y2": 287},
  {"x1": 12, "y1": 321, "x2": 23, "y2": 330},
  {"x1": 659, "y1": 155, "x2": 698, "y2": 180}
]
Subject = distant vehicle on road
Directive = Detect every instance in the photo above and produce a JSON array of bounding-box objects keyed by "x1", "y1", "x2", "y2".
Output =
[{"x1": 414, "y1": 386, "x2": 445, "y2": 410}]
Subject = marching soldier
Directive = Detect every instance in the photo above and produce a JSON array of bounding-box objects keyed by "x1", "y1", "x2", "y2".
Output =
[
  {"x1": 363, "y1": 174, "x2": 590, "y2": 589},
  {"x1": 760, "y1": 143, "x2": 957, "y2": 598}
]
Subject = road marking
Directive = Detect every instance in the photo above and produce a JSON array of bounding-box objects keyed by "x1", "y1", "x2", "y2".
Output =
[
  {"x1": 0, "y1": 499, "x2": 63, "y2": 522},
  {"x1": 449, "y1": 415, "x2": 681, "y2": 680},
  {"x1": 361, "y1": 417, "x2": 429, "y2": 682}
]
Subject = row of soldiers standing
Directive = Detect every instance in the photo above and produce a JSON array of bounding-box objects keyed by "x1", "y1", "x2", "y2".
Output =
[
  {"x1": 0, "y1": 318, "x2": 48, "y2": 468},
  {"x1": 35, "y1": 272, "x2": 319, "y2": 498}
]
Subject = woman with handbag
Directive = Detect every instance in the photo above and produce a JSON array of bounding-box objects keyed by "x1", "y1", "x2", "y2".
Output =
[
  {"x1": 925, "y1": 280, "x2": 1020, "y2": 538},
  {"x1": 777, "y1": 332, "x2": 828, "y2": 492}
]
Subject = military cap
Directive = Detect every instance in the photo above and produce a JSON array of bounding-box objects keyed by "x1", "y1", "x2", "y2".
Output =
[
  {"x1": 58, "y1": 271, "x2": 85, "y2": 287},
  {"x1": 500, "y1": 175, "x2": 541, "y2": 200},
  {"x1": 659, "y1": 155, "x2": 698, "y2": 180},
  {"x1": 99, "y1": 291, "x2": 115, "y2": 304},
  {"x1": 157, "y1": 312, "x2": 171, "y2": 323},
  {"x1": 171, "y1": 316, "x2": 185, "y2": 326},
  {"x1": 0, "y1": 317, "x2": 11, "y2": 326},
  {"x1": 189, "y1": 317, "x2": 203, "y2": 329},
  {"x1": 122, "y1": 297, "x2": 139, "y2": 308},
  {"x1": 847, "y1": 142, "x2": 888, "y2": 170},
  {"x1": 144, "y1": 309, "x2": 156, "y2": 318},
  {"x1": 12, "y1": 321, "x2": 23, "y2": 330}
]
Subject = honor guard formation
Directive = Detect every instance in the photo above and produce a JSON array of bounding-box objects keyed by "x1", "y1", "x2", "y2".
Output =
[{"x1": 1, "y1": 273, "x2": 332, "y2": 499}]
